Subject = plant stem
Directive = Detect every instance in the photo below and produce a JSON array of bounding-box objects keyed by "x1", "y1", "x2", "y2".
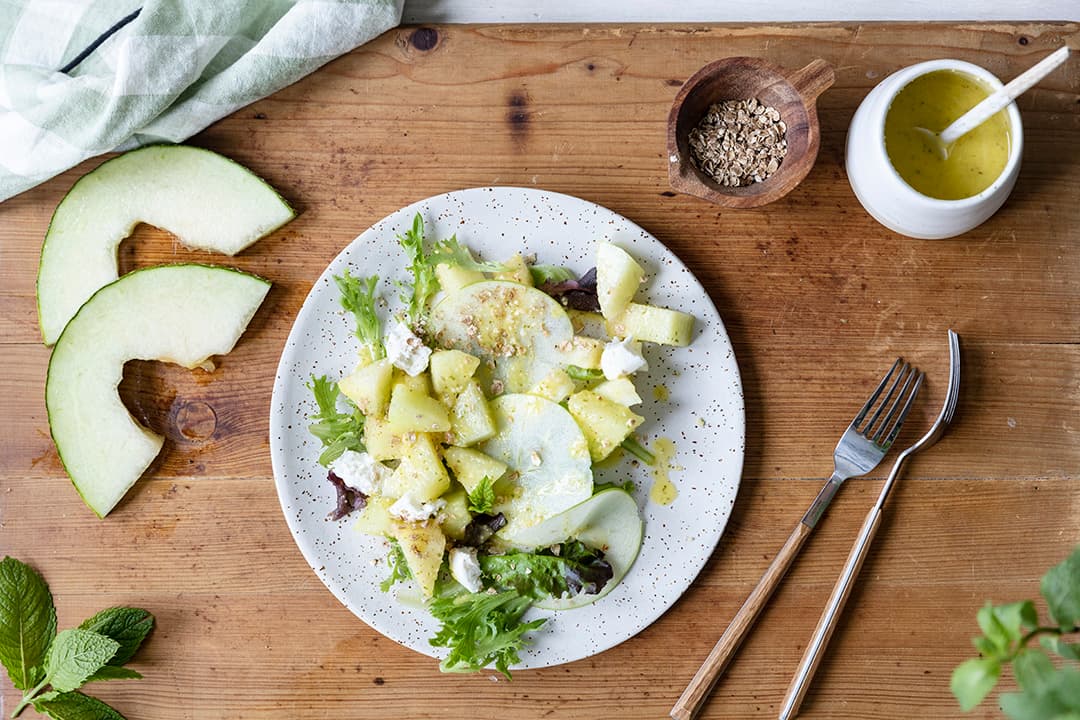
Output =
[{"x1": 11, "y1": 677, "x2": 48, "y2": 718}]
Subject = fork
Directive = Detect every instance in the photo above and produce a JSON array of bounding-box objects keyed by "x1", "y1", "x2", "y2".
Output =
[
  {"x1": 670, "y1": 359, "x2": 924, "y2": 720},
  {"x1": 779, "y1": 330, "x2": 960, "y2": 720}
]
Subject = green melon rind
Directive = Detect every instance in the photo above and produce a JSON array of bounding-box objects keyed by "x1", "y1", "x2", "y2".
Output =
[
  {"x1": 45, "y1": 263, "x2": 271, "y2": 518},
  {"x1": 37, "y1": 144, "x2": 294, "y2": 345},
  {"x1": 508, "y1": 488, "x2": 644, "y2": 610}
]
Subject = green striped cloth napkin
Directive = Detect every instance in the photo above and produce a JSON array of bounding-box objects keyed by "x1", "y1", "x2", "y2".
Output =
[{"x1": 0, "y1": 0, "x2": 402, "y2": 202}]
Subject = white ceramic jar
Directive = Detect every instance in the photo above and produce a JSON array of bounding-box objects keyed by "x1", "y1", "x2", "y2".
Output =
[{"x1": 846, "y1": 59, "x2": 1023, "y2": 239}]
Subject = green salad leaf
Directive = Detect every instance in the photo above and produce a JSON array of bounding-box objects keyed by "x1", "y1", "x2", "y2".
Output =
[
  {"x1": 529, "y1": 264, "x2": 575, "y2": 286},
  {"x1": 334, "y1": 270, "x2": 385, "y2": 359},
  {"x1": 429, "y1": 589, "x2": 545, "y2": 678},
  {"x1": 306, "y1": 375, "x2": 365, "y2": 466},
  {"x1": 564, "y1": 365, "x2": 604, "y2": 382},
  {"x1": 379, "y1": 540, "x2": 413, "y2": 593},
  {"x1": 44, "y1": 630, "x2": 119, "y2": 693},
  {"x1": 430, "y1": 236, "x2": 506, "y2": 273},
  {"x1": 479, "y1": 540, "x2": 614, "y2": 600},
  {"x1": 397, "y1": 213, "x2": 441, "y2": 330}
]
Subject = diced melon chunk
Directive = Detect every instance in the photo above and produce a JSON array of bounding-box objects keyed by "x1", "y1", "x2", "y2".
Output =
[
  {"x1": 353, "y1": 495, "x2": 395, "y2": 537},
  {"x1": 388, "y1": 519, "x2": 446, "y2": 599},
  {"x1": 556, "y1": 336, "x2": 605, "y2": 369},
  {"x1": 381, "y1": 433, "x2": 450, "y2": 501},
  {"x1": 443, "y1": 446, "x2": 509, "y2": 494},
  {"x1": 530, "y1": 368, "x2": 576, "y2": 404},
  {"x1": 606, "y1": 302, "x2": 694, "y2": 346},
  {"x1": 449, "y1": 380, "x2": 497, "y2": 446},
  {"x1": 363, "y1": 415, "x2": 404, "y2": 461},
  {"x1": 435, "y1": 263, "x2": 485, "y2": 293},
  {"x1": 567, "y1": 389, "x2": 644, "y2": 461},
  {"x1": 593, "y1": 377, "x2": 643, "y2": 407},
  {"x1": 393, "y1": 369, "x2": 431, "y2": 394},
  {"x1": 338, "y1": 358, "x2": 393, "y2": 417},
  {"x1": 493, "y1": 252, "x2": 533, "y2": 286},
  {"x1": 439, "y1": 487, "x2": 472, "y2": 542},
  {"x1": 596, "y1": 242, "x2": 644, "y2": 320},
  {"x1": 430, "y1": 349, "x2": 481, "y2": 402},
  {"x1": 387, "y1": 379, "x2": 451, "y2": 435}
]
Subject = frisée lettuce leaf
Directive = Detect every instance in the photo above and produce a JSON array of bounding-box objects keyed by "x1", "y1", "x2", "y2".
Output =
[{"x1": 429, "y1": 588, "x2": 545, "y2": 678}]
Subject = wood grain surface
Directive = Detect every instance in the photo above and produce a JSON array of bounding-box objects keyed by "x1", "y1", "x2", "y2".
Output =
[{"x1": 1, "y1": 22, "x2": 1078, "y2": 719}]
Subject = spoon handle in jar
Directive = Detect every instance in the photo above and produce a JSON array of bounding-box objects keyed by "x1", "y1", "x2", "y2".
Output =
[{"x1": 940, "y1": 46, "x2": 1070, "y2": 145}]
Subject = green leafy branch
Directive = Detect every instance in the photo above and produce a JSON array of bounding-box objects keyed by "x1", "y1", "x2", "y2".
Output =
[
  {"x1": 0, "y1": 557, "x2": 153, "y2": 720},
  {"x1": 952, "y1": 546, "x2": 1080, "y2": 717}
]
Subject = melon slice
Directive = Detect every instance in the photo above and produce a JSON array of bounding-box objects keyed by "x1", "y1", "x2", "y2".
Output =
[
  {"x1": 478, "y1": 394, "x2": 593, "y2": 540},
  {"x1": 45, "y1": 264, "x2": 271, "y2": 517},
  {"x1": 508, "y1": 488, "x2": 643, "y2": 610},
  {"x1": 37, "y1": 145, "x2": 293, "y2": 345},
  {"x1": 428, "y1": 281, "x2": 574, "y2": 393}
]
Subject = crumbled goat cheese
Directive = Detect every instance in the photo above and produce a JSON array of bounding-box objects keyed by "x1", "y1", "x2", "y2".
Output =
[
  {"x1": 384, "y1": 320, "x2": 432, "y2": 377},
  {"x1": 329, "y1": 450, "x2": 388, "y2": 495},
  {"x1": 389, "y1": 492, "x2": 445, "y2": 522},
  {"x1": 449, "y1": 547, "x2": 483, "y2": 593},
  {"x1": 601, "y1": 336, "x2": 648, "y2": 380}
]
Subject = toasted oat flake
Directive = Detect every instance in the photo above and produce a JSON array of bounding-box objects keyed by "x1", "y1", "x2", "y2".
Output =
[{"x1": 688, "y1": 97, "x2": 788, "y2": 187}]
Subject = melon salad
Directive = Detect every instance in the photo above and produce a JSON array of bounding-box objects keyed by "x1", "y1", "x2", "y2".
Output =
[{"x1": 305, "y1": 214, "x2": 695, "y2": 676}]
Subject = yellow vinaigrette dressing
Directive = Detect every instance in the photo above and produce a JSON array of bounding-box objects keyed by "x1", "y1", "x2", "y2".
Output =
[
  {"x1": 884, "y1": 70, "x2": 1011, "y2": 200},
  {"x1": 648, "y1": 437, "x2": 679, "y2": 505}
]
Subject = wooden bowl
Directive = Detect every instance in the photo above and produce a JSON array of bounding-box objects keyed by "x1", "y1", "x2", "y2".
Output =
[{"x1": 667, "y1": 57, "x2": 835, "y2": 208}]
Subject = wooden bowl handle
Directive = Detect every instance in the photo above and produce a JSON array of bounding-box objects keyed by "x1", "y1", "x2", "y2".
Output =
[{"x1": 786, "y1": 59, "x2": 835, "y2": 100}]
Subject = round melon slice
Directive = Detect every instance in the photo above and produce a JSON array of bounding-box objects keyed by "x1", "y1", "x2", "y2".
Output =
[
  {"x1": 45, "y1": 264, "x2": 271, "y2": 517},
  {"x1": 37, "y1": 145, "x2": 293, "y2": 345},
  {"x1": 509, "y1": 488, "x2": 643, "y2": 610},
  {"x1": 478, "y1": 394, "x2": 593, "y2": 540},
  {"x1": 429, "y1": 281, "x2": 573, "y2": 393}
]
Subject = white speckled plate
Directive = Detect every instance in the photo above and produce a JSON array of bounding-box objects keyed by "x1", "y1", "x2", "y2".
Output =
[{"x1": 270, "y1": 187, "x2": 744, "y2": 669}]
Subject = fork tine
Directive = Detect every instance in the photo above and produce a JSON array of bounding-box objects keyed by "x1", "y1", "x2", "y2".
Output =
[
  {"x1": 864, "y1": 362, "x2": 911, "y2": 436},
  {"x1": 877, "y1": 370, "x2": 925, "y2": 446},
  {"x1": 852, "y1": 358, "x2": 902, "y2": 428},
  {"x1": 870, "y1": 367, "x2": 916, "y2": 444}
]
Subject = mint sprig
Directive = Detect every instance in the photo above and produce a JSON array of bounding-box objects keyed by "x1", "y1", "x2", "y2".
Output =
[
  {"x1": 0, "y1": 557, "x2": 152, "y2": 720},
  {"x1": 952, "y1": 546, "x2": 1080, "y2": 716}
]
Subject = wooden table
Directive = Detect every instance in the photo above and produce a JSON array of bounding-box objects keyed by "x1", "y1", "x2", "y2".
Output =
[{"x1": 2, "y1": 22, "x2": 1077, "y2": 720}]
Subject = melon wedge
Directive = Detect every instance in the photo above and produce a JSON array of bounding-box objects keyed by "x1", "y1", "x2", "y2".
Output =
[
  {"x1": 508, "y1": 488, "x2": 643, "y2": 610},
  {"x1": 479, "y1": 394, "x2": 593, "y2": 540},
  {"x1": 45, "y1": 264, "x2": 271, "y2": 517},
  {"x1": 37, "y1": 145, "x2": 293, "y2": 345}
]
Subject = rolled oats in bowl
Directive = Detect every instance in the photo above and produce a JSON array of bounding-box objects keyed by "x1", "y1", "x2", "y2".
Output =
[{"x1": 688, "y1": 98, "x2": 788, "y2": 187}]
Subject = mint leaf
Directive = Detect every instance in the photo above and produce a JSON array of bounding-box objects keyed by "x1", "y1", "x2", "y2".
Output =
[
  {"x1": 1040, "y1": 635, "x2": 1080, "y2": 661},
  {"x1": 564, "y1": 365, "x2": 604, "y2": 382},
  {"x1": 1000, "y1": 666, "x2": 1080, "y2": 720},
  {"x1": 467, "y1": 477, "x2": 495, "y2": 515},
  {"x1": 33, "y1": 690, "x2": 127, "y2": 720},
  {"x1": 85, "y1": 665, "x2": 142, "y2": 682},
  {"x1": 528, "y1": 264, "x2": 575, "y2": 285},
  {"x1": 78, "y1": 607, "x2": 153, "y2": 666},
  {"x1": 0, "y1": 556, "x2": 57, "y2": 690},
  {"x1": 44, "y1": 629, "x2": 119, "y2": 692},
  {"x1": 1041, "y1": 546, "x2": 1080, "y2": 631},
  {"x1": 1013, "y1": 649, "x2": 1056, "y2": 693},
  {"x1": 951, "y1": 657, "x2": 1001, "y2": 711}
]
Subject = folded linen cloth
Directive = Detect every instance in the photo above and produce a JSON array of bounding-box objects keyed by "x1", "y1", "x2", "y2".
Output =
[{"x1": 0, "y1": 0, "x2": 402, "y2": 202}]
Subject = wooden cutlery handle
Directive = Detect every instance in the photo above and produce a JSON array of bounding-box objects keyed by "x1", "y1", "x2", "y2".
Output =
[
  {"x1": 670, "y1": 521, "x2": 814, "y2": 720},
  {"x1": 779, "y1": 505, "x2": 883, "y2": 719}
]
